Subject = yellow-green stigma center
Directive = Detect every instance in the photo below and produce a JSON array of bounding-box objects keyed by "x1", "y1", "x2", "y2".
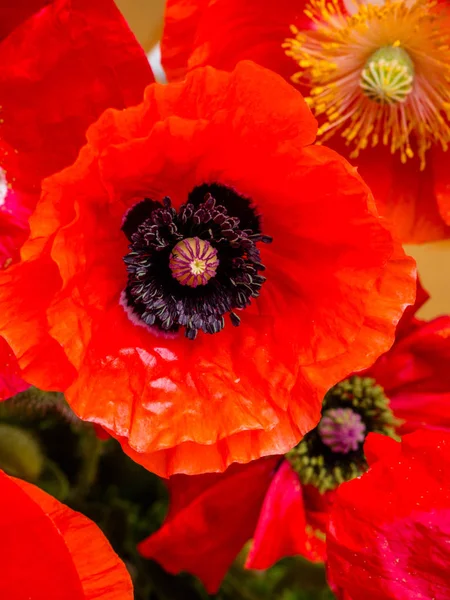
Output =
[
  {"x1": 286, "y1": 376, "x2": 398, "y2": 493},
  {"x1": 360, "y1": 45, "x2": 415, "y2": 105}
]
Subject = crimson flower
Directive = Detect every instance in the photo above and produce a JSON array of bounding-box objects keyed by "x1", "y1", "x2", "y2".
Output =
[
  {"x1": 0, "y1": 469, "x2": 133, "y2": 599},
  {"x1": 139, "y1": 289, "x2": 450, "y2": 591},
  {"x1": 161, "y1": 0, "x2": 450, "y2": 243},
  {"x1": 0, "y1": 0, "x2": 415, "y2": 477},
  {"x1": 328, "y1": 430, "x2": 450, "y2": 600}
]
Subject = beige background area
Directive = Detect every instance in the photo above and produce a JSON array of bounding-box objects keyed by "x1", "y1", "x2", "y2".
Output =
[
  {"x1": 115, "y1": 0, "x2": 165, "y2": 51},
  {"x1": 405, "y1": 242, "x2": 450, "y2": 319},
  {"x1": 115, "y1": 0, "x2": 450, "y2": 320}
]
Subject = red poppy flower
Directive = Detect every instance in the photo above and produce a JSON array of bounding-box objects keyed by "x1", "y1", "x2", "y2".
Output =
[
  {"x1": 327, "y1": 430, "x2": 450, "y2": 600},
  {"x1": 0, "y1": 0, "x2": 415, "y2": 477},
  {"x1": 140, "y1": 285, "x2": 450, "y2": 591},
  {"x1": 161, "y1": 0, "x2": 450, "y2": 243},
  {"x1": 139, "y1": 456, "x2": 329, "y2": 592},
  {"x1": 0, "y1": 469, "x2": 133, "y2": 599}
]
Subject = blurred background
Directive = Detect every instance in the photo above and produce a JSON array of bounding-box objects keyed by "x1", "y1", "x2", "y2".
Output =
[{"x1": 114, "y1": 0, "x2": 449, "y2": 320}]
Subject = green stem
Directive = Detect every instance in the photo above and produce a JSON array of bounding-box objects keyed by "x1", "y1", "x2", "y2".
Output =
[{"x1": 71, "y1": 424, "x2": 103, "y2": 503}]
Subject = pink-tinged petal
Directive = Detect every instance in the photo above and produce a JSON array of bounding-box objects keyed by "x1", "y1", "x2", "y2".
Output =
[
  {"x1": 0, "y1": 0, "x2": 153, "y2": 200},
  {"x1": 0, "y1": 187, "x2": 30, "y2": 268},
  {"x1": 327, "y1": 431, "x2": 450, "y2": 600},
  {"x1": 246, "y1": 460, "x2": 326, "y2": 569},
  {"x1": 139, "y1": 457, "x2": 279, "y2": 593},
  {"x1": 0, "y1": 336, "x2": 28, "y2": 401}
]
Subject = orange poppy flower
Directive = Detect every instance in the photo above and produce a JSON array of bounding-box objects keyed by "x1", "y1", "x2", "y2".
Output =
[
  {"x1": 0, "y1": 469, "x2": 133, "y2": 599},
  {"x1": 161, "y1": 0, "x2": 450, "y2": 243},
  {"x1": 0, "y1": 2, "x2": 415, "y2": 476}
]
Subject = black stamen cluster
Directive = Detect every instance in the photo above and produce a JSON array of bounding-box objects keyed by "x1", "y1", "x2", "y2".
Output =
[{"x1": 122, "y1": 184, "x2": 271, "y2": 340}]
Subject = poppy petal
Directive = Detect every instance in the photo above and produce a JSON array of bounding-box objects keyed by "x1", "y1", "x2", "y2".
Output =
[
  {"x1": 161, "y1": 0, "x2": 208, "y2": 81},
  {"x1": 433, "y1": 146, "x2": 450, "y2": 226},
  {"x1": 139, "y1": 457, "x2": 279, "y2": 593},
  {"x1": 0, "y1": 0, "x2": 153, "y2": 201},
  {"x1": 161, "y1": 0, "x2": 309, "y2": 82},
  {"x1": 0, "y1": 336, "x2": 28, "y2": 401},
  {"x1": 365, "y1": 315, "x2": 450, "y2": 432},
  {"x1": 0, "y1": 1, "x2": 51, "y2": 41},
  {"x1": 0, "y1": 62, "x2": 416, "y2": 476},
  {"x1": 353, "y1": 145, "x2": 450, "y2": 243},
  {"x1": 0, "y1": 470, "x2": 133, "y2": 599},
  {"x1": 327, "y1": 431, "x2": 450, "y2": 600},
  {"x1": 246, "y1": 460, "x2": 326, "y2": 569}
]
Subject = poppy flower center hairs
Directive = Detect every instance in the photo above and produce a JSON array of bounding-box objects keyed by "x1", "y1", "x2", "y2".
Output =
[
  {"x1": 122, "y1": 185, "x2": 271, "y2": 339},
  {"x1": 285, "y1": 0, "x2": 450, "y2": 168},
  {"x1": 0, "y1": 53, "x2": 416, "y2": 477}
]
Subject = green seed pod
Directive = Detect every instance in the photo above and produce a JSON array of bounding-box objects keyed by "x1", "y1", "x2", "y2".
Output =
[{"x1": 0, "y1": 423, "x2": 44, "y2": 481}]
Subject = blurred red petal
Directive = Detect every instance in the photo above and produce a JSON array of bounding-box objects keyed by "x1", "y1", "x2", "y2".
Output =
[
  {"x1": 354, "y1": 145, "x2": 450, "y2": 243},
  {"x1": 433, "y1": 146, "x2": 450, "y2": 226},
  {"x1": 0, "y1": 470, "x2": 133, "y2": 599},
  {"x1": 161, "y1": 0, "x2": 309, "y2": 82},
  {"x1": 246, "y1": 460, "x2": 326, "y2": 569},
  {"x1": 160, "y1": 2, "x2": 450, "y2": 243},
  {"x1": 0, "y1": 0, "x2": 51, "y2": 41},
  {"x1": 0, "y1": 0, "x2": 153, "y2": 199},
  {"x1": 328, "y1": 431, "x2": 450, "y2": 600},
  {"x1": 139, "y1": 457, "x2": 279, "y2": 592},
  {"x1": 365, "y1": 315, "x2": 450, "y2": 432}
]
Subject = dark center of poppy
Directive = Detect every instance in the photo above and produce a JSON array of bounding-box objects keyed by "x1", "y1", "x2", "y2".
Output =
[
  {"x1": 286, "y1": 376, "x2": 398, "y2": 493},
  {"x1": 121, "y1": 183, "x2": 271, "y2": 340}
]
